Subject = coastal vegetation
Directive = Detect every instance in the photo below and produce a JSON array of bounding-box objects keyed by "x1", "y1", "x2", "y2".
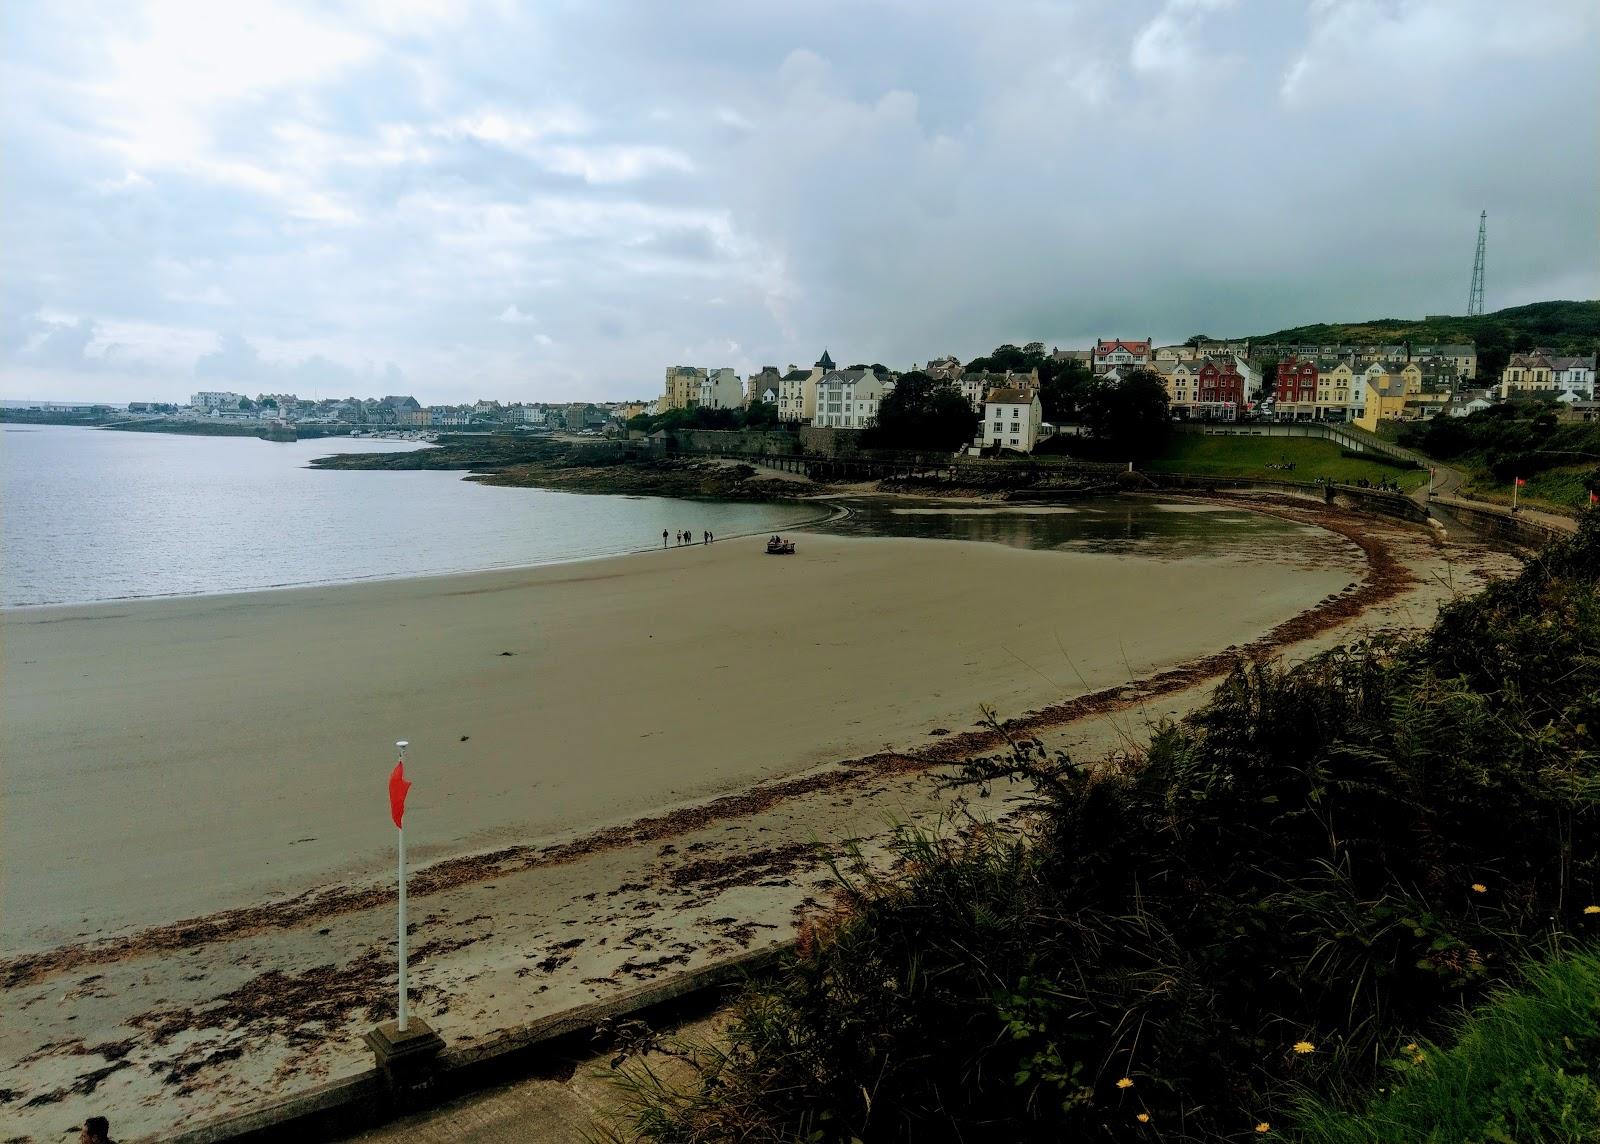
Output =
[
  {"x1": 1398, "y1": 400, "x2": 1600, "y2": 510},
  {"x1": 862, "y1": 372, "x2": 978, "y2": 452},
  {"x1": 602, "y1": 516, "x2": 1600, "y2": 1141}
]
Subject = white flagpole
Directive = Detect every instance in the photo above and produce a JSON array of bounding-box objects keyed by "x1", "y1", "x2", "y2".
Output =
[
  {"x1": 1512, "y1": 478, "x2": 1519, "y2": 513},
  {"x1": 396, "y1": 739, "x2": 409, "y2": 1033}
]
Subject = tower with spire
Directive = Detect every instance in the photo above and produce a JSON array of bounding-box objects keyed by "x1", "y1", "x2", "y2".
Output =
[{"x1": 816, "y1": 348, "x2": 835, "y2": 370}]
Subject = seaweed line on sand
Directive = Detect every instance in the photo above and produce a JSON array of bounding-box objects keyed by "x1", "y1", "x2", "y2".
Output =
[{"x1": 0, "y1": 498, "x2": 1420, "y2": 990}]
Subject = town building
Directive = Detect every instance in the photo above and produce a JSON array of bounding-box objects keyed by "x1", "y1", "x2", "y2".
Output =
[
  {"x1": 923, "y1": 355, "x2": 963, "y2": 381},
  {"x1": 662, "y1": 366, "x2": 707, "y2": 411},
  {"x1": 777, "y1": 350, "x2": 835, "y2": 423},
  {"x1": 1273, "y1": 356, "x2": 1319, "y2": 421},
  {"x1": 1194, "y1": 356, "x2": 1246, "y2": 420},
  {"x1": 1498, "y1": 352, "x2": 1554, "y2": 399},
  {"x1": 979, "y1": 388, "x2": 1043, "y2": 452},
  {"x1": 1410, "y1": 343, "x2": 1477, "y2": 380},
  {"x1": 190, "y1": 390, "x2": 245, "y2": 412},
  {"x1": 811, "y1": 369, "x2": 891, "y2": 429},
  {"x1": 1551, "y1": 354, "x2": 1597, "y2": 399},
  {"x1": 1313, "y1": 358, "x2": 1357, "y2": 422},
  {"x1": 1091, "y1": 338, "x2": 1151, "y2": 375},
  {"x1": 1153, "y1": 360, "x2": 1199, "y2": 415},
  {"x1": 745, "y1": 367, "x2": 782, "y2": 406},
  {"x1": 697, "y1": 367, "x2": 743, "y2": 410}
]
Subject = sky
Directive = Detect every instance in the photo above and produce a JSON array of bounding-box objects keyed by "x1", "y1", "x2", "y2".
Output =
[{"x1": 3, "y1": 1, "x2": 1597, "y2": 405}]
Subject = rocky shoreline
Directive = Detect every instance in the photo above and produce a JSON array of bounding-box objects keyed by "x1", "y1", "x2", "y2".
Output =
[{"x1": 311, "y1": 437, "x2": 816, "y2": 501}]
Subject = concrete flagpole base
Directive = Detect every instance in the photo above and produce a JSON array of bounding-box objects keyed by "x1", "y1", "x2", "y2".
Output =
[{"x1": 365, "y1": 1018, "x2": 445, "y2": 1106}]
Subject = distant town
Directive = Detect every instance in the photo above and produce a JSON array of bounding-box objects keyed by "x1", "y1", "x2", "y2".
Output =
[{"x1": 10, "y1": 336, "x2": 1597, "y2": 453}]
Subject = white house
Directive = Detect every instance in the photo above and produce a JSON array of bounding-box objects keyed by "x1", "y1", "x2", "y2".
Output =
[
  {"x1": 1552, "y1": 354, "x2": 1597, "y2": 399},
  {"x1": 697, "y1": 367, "x2": 743, "y2": 410},
  {"x1": 1091, "y1": 338, "x2": 1151, "y2": 375},
  {"x1": 191, "y1": 390, "x2": 245, "y2": 412},
  {"x1": 812, "y1": 369, "x2": 891, "y2": 429},
  {"x1": 979, "y1": 387, "x2": 1042, "y2": 452}
]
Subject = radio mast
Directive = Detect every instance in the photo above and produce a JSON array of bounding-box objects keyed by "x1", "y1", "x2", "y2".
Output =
[{"x1": 1467, "y1": 211, "x2": 1486, "y2": 316}]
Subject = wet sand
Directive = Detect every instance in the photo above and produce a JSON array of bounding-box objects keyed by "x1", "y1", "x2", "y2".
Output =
[{"x1": 0, "y1": 503, "x2": 1523, "y2": 1141}]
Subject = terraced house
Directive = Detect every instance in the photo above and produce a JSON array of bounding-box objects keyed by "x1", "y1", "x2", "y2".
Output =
[
  {"x1": 1195, "y1": 356, "x2": 1247, "y2": 420},
  {"x1": 812, "y1": 368, "x2": 890, "y2": 429}
]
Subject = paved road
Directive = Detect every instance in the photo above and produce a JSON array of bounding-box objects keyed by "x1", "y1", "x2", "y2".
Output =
[{"x1": 1413, "y1": 459, "x2": 1579, "y2": 536}]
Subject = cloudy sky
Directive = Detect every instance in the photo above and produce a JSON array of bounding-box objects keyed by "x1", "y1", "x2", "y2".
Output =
[{"x1": 3, "y1": 1, "x2": 1596, "y2": 404}]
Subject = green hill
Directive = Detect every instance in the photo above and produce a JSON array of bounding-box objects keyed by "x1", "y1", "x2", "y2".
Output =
[{"x1": 1228, "y1": 300, "x2": 1600, "y2": 378}]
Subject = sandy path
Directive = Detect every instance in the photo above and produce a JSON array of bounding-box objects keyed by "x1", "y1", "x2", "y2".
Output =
[{"x1": 0, "y1": 505, "x2": 1521, "y2": 1141}]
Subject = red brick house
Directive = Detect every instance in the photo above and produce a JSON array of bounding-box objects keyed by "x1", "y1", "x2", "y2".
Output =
[
  {"x1": 1273, "y1": 355, "x2": 1318, "y2": 420},
  {"x1": 1196, "y1": 356, "x2": 1245, "y2": 419}
]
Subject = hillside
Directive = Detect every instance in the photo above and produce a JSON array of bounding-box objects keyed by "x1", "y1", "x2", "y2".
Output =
[{"x1": 1233, "y1": 300, "x2": 1600, "y2": 377}]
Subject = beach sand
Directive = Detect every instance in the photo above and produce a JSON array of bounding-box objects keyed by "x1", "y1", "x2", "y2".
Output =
[
  {"x1": 3, "y1": 529, "x2": 1349, "y2": 949},
  {"x1": 0, "y1": 511, "x2": 1519, "y2": 1140}
]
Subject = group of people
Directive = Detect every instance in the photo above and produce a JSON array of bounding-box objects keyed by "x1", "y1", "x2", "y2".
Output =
[{"x1": 663, "y1": 528, "x2": 714, "y2": 547}]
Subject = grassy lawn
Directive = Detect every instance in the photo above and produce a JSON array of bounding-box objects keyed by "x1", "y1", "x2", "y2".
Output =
[{"x1": 1142, "y1": 434, "x2": 1429, "y2": 490}]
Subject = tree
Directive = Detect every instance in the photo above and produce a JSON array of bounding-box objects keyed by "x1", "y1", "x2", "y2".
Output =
[
  {"x1": 1037, "y1": 359, "x2": 1092, "y2": 422},
  {"x1": 964, "y1": 343, "x2": 1044, "y2": 374},
  {"x1": 742, "y1": 400, "x2": 779, "y2": 429},
  {"x1": 1184, "y1": 334, "x2": 1213, "y2": 347},
  {"x1": 1079, "y1": 370, "x2": 1170, "y2": 458},
  {"x1": 867, "y1": 372, "x2": 977, "y2": 452}
]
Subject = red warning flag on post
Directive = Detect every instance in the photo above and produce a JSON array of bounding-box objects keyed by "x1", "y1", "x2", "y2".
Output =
[
  {"x1": 389, "y1": 761, "x2": 412, "y2": 829},
  {"x1": 1515, "y1": 477, "x2": 1527, "y2": 487}
]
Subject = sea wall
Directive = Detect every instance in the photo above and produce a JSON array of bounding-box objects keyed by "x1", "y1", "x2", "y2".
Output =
[{"x1": 1431, "y1": 500, "x2": 1571, "y2": 551}]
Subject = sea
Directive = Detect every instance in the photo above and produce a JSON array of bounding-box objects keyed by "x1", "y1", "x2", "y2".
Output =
[{"x1": 0, "y1": 426, "x2": 825, "y2": 607}]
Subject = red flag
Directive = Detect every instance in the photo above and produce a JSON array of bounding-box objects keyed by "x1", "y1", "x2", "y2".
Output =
[
  {"x1": 1514, "y1": 477, "x2": 1526, "y2": 487},
  {"x1": 389, "y1": 761, "x2": 412, "y2": 829},
  {"x1": 1590, "y1": 490, "x2": 1598, "y2": 506}
]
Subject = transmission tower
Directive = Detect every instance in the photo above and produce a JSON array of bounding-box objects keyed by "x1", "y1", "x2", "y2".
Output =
[{"x1": 1467, "y1": 210, "x2": 1486, "y2": 316}]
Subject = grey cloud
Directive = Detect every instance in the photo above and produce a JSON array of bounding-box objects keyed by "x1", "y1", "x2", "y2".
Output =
[{"x1": 1, "y1": 0, "x2": 1596, "y2": 405}]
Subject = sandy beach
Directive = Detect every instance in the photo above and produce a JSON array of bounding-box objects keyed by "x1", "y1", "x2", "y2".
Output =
[
  {"x1": 0, "y1": 504, "x2": 1521, "y2": 1141},
  {"x1": 4, "y1": 525, "x2": 1351, "y2": 950}
]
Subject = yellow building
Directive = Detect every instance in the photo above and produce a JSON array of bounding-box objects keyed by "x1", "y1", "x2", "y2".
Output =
[
  {"x1": 1498, "y1": 352, "x2": 1555, "y2": 399},
  {"x1": 662, "y1": 366, "x2": 707, "y2": 411},
  {"x1": 1314, "y1": 359, "x2": 1355, "y2": 421}
]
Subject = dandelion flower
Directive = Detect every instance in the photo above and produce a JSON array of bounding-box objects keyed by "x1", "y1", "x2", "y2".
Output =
[
  {"x1": 1293, "y1": 1040, "x2": 1316, "y2": 1055},
  {"x1": 1117, "y1": 1077, "x2": 1134, "y2": 1089},
  {"x1": 1584, "y1": 905, "x2": 1600, "y2": 915},
  {"x1": 1412, "y1": 1051, "x2": 1426, "y2": 1063},
  {"x1": 1137, "y1": 1112, "x2": 1150, "y2": 1123},
  {"x1": 1256, "y1": 1124, "x2": 1271, "y2": 1135},
  {"x1": 1405, "y1": 1042, "x2": 1418, "y2": 1052},
  {"x1": 1471, "y1": 883, "x2": 1487, "y2": 893}
]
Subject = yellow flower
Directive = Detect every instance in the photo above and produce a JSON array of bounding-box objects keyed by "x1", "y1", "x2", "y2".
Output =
[
  {"x1": 1584, "y1": 905, "x2": 1600, "y2": 915},
  {"x1": 1293, "y1": 1040, "x2": 1316, "y2": 1055},
  {"x1": 1405, "y1": 1042, "x2": 1418, "y2": 1052},
  {"x1": 1137, "y1": 1112, "x2": 1151, "y2": 1123},
  {"x1": 1116, "y1": 1076, "x2": 1134, "y2": 1089},
  {"x1": 1412, "y1": 1052, "x2": 1426, "y2": 1063},
  {"x1": 1471, "y1": 883, "x2": 1487, "y2": 893},
  {"x1": 1256, "y1": 1124, "x2": 1271, "y2": 1135}
]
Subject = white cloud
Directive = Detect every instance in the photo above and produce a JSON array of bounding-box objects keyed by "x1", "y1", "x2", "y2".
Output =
[{"x1": 498, "y1": 304, "x2": 536, "y2": 323}]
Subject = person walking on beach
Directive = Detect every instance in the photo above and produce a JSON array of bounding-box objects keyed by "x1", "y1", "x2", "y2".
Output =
[
  {"x1": 702, "y1": 530, "x2": 709, "y2": 545},
  {"x1": 81, "y1": 1118, "x2": 116, "y2": 1144},
  {"x1": 662, "y1": 529, "x2": 669, "y2": 549}
]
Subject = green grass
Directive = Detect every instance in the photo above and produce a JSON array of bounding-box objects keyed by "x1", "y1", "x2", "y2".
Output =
[
  {"x1": 1143, "y1": 434, "x2": 1429, "y2": 490},
  {"x1": 1294, "y1": 947, "x2": 1600, "y2": 1144},
  {"x1": 1463, "y1": 464, "x2": 1592, "y2": 514}
]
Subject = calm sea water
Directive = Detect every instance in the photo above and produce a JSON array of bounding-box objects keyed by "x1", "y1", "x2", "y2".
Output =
[{"x1": 0, "y1": 426, "x2": 824, "y2": 606}]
